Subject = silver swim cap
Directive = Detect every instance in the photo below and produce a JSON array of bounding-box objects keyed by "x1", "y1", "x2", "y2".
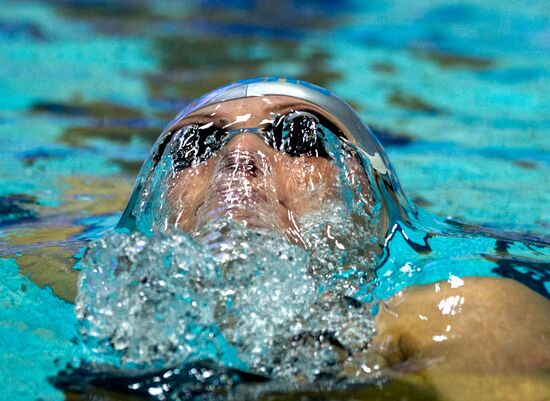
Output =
[{"x1": 118, "y1": 77, "x2": 414, "y2": 231}]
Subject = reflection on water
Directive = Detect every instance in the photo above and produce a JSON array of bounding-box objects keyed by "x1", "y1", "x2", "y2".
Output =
[
  {"x1": 53, "y1": 79, "x2": 550, "y2": 400},
  {"x1": 1, "y1": 1, "x2": 549, "y2": 400}
]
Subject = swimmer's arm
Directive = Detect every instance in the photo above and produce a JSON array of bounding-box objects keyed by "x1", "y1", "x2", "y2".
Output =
[{"x1": 371, "y1": 277, "x2": 550, "y2": 401}]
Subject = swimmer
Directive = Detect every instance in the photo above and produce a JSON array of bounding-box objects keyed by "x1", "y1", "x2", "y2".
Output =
[{"x1": 114, "y1": 78, "x2": 549, "y2": 400}]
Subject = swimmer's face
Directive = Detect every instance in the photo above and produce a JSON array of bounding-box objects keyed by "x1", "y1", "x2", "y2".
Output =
[{"x1": 163, "y1": 95, "x2": 370, "y2": 246}]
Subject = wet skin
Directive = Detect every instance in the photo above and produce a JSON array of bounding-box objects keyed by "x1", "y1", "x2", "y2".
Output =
[
  {"x1": 373, "y1": 277, "x2": 550, "y2": 401},
  {"x1": 165, "y1": 96, "x2": 550, "y2": 400},
  {"x1": 165, "y1": 95, "x2": 370, "y2": 247}
]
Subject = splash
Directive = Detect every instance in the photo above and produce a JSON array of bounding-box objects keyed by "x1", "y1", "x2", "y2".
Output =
[{"x1": 76, "y1": 209, "x2": 377, "y2": 382}]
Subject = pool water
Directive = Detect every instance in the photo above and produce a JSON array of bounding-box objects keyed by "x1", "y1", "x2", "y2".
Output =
[{"x1": 0, "y1": 1, "x2": 549, "y2": 400}]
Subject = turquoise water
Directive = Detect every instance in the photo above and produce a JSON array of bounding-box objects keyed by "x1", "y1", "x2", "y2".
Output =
[{"x1": 0, "y1": 1, "x2": 549, "y2": 400}]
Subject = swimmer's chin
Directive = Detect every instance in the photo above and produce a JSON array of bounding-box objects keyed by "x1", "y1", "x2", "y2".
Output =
[
  {"x1": 170, "y1": 202, "x2": 277, "y2": 235},
  {"x1": 189, "y1": 205, "x2": 306, "y2": 248},
  {"x1": 195, "y1": 206, "x2": 279, "y2": 234}
]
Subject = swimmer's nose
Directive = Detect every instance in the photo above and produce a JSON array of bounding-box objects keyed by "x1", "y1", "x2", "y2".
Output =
[
  {"x1": 222, "y1": 132, "x2": 271, "y2": 154},
  {"x1": 216, "y1": 133, "x2": 274, "y2": 177}
]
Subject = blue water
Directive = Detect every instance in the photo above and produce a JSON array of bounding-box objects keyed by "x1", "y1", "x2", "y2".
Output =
[{"x1": 0, "y1": 1, "x2": 549, "y2": 400}]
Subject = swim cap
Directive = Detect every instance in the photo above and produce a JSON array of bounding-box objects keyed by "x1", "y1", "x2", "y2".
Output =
[{"x1": 117, "y1": 77, "x2": 414, "y2": 231}]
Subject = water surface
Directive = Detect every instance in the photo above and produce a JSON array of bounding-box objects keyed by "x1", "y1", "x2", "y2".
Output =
[{"x1": 1, "y1": 1, "x2": 549, "y2": 400}]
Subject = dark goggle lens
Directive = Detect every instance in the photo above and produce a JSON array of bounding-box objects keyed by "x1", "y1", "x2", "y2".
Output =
[
  {"x1": 270, "y1": 112, "x2": 327, "y2": 158},
  {"x1": 170, "y1": 124, "x2": 226, "y2": 170}
]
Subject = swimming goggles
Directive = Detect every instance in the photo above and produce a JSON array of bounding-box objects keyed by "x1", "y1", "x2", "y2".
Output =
[{"x1": 166, "y1": 110, "x2": 340, "y2": 171}]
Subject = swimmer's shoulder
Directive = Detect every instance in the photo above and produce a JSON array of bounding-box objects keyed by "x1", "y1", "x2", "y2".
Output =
[{"x1": 373, "y1": 277, "x2": 550, "y2": 374}]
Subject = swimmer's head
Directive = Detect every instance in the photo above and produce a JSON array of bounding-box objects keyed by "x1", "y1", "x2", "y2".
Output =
[{"x1": 118, "y1": 78, "x2": 413, "y2": 258}]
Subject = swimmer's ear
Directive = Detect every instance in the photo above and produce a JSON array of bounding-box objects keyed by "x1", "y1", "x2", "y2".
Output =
[
  {"x1": 152, "y1": 131, "x2": 175, "y2": 168},
  {"x1": 347, "y1": 157, "x2": 391, "y2": 241}
]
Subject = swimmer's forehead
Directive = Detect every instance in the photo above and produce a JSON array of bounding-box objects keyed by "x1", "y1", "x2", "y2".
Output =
[{"x1": 167, "y1": 95, "x2": 352, "y2": 138}]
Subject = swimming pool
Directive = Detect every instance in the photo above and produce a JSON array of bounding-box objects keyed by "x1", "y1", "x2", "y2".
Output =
[{"x1": 1, "y1": 1, "x2": 549, "y2": 400}]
